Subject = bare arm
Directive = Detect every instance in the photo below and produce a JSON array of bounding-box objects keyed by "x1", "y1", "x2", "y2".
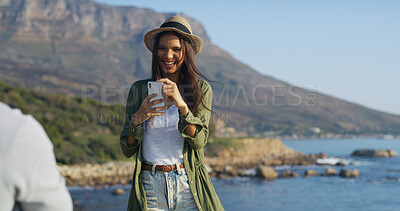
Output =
[
  {"x1": 126, "y1": 134, "x2": 136, "y2": 145},
  {"x1": 179, "y1": 105, "x2": 196, "y2": 138}
]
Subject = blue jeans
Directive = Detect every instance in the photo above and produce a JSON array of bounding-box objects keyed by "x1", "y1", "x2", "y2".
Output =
[{"x1": 141, "y1": 167, "x2": 198, "y2": 211}]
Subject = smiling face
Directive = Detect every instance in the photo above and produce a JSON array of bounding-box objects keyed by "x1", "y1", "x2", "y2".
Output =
[{"x1": 157, "y1": 33, "x2": 185, "y2": 79}]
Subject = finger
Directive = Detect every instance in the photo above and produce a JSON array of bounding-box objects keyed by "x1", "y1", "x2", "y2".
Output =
[
  {"x1": 156, "y1": 78, "x2": 167, "y2": 83},
  {"x1": 163, "y1": 90, "x2": 175, "y2": 98},
  {"x1": 151, "y1": 112, "x2": 165, "y2": 117},
  {"x1": 163, "y1": 88, "x2": 175, "y2": 94},
  {"x1": 145, "y1": 93, "x2": 158, "y2": 102},
  {"x1": 157, "y1": 78, "x2": 172, "y2": 84},
  {"x1": 163, "y1": 86, "x2": 174, "y2": 91},
  {"x1": 162, "y1": 92, "x2": 171, "y2": 99},
  {"x1": 162, "y1": 85, "x2": 174, "y2": 91},
  {"x1": 152, "y1": 106, "x2": 169, "y2": 112},
  {"x1": 149, "y1": 99, "x2": 165, "y2": 106},
  {"x1": 161, "y1": 93, "x2": 171, "y2": 100},
  {"x1": 163, "y1": 84, "x2": 177, "y2": 90},
  {"x1": 162, "y1": 84, "x2": 176, "y2": 90},
  {"x1": 160, "y1": 87, "x2": 167, "y2": 98}
]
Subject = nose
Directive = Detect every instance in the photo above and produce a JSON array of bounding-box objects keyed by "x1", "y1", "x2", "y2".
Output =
[{"x1": 166, "y1": 49, "x2": 173, "y2": 60}]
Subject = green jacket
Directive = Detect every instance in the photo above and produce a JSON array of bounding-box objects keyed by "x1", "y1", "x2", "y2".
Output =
[{"x1": 120, "y1": 79, "x2": 224, "y2": 211}]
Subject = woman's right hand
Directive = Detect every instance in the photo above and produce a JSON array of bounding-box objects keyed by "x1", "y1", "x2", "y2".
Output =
[{"x1": 131, "y1": 93, "x2": 168, "y2": 126}]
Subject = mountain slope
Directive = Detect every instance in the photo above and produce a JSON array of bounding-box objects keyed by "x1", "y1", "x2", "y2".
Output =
[
  {"x1": 0, "y1": 81, "x2": 125, "y2": 164},
  {"x1": 1, "y1": 0, "x2": 400, "y2": 135}
]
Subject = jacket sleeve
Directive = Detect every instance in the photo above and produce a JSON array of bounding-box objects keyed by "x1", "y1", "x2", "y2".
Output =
[
  {"x1": 178, "y1": 80, "x2": 212, "y2": 151},
  {"x1": 120, "y1": 82, "x2": 144, "y2": 158}
]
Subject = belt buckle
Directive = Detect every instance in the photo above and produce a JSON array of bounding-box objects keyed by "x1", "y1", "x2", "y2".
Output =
[{"x1": 162, "y1": 165, "x2": 171, "y2": 172}]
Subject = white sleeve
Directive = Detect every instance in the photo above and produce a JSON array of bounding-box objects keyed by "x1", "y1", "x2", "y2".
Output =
[{"x1": 12, "y1": 116, "x2": 73, "y2": 211}]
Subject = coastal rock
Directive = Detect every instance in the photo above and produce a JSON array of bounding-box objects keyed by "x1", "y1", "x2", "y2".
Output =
[
  {"x1": 317, "y1": 153, "x2": 328, "y2": 158},
  {"x1": 59, "y1": 161, "x2": 133, "y2": 186},
  {"x1": 351, "y1": 149, "x2": 397, "y2": 158},
  {"x1": 322, "y1": 168, "x2": 338, "y2": 176},
  {"x1": 239, "y1": 169, "x2": 254, "y2": 177},
  {"x1": 279, "y1": 170, "x2": 299, "y2": 178},
  {"x1": 208, "y1": 171, "x2": 217, "y2": 178},
  {"x1": 204, "y1": 164, "x2": 213, "y2": 174},
  {"x1": 216, "y1": 173, "x2": 230, "y2": 179},
  {"x1": 388, "y1": 150, "x2": 398, "y2": 157},
  {"x1": 224, "y1": 165, "x2": 238, "y2": 177},
  {"x1": 387, "y1": 177, "x2": 399, "y2": 181},
  {"x1": 112, "y1": 188, "x2": 125, "y2": 195},
  {"x1": 213, "y1": 166, "x2": 227, "y2": 179},
  {"x1": 304, "y1": 169, "x2": 319, "y2": 177},
  {"x1": 255, "y1": 166, "x2": 278, "y2": 180},
  {"x1": 204, "y1": 138, "x2": 316, "y2": 169},
  {"x1": 339, "y1": 169, "x2": 360, "y2": 178}
]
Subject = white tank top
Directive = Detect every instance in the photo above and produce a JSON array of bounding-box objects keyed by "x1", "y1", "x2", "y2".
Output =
[{"x1": 142, "y1": 105, "x2": 185, "y2": 165}]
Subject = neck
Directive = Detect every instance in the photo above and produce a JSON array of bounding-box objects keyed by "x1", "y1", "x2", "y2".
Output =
[{"x1": 167, "y1": 70, "x2": 180, "y2": 84}]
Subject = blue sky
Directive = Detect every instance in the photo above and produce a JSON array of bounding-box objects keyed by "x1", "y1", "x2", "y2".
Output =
[{"x1": 96, "y1": 0, "x2": 400, "y2": 115}]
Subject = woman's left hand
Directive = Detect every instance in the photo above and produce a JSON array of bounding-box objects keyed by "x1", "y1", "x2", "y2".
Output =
[{"x1": 157, "y1": 78, "x2": 189, "y2": 114}]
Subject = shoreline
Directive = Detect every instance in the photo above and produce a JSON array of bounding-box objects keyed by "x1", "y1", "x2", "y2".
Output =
[
  {"x1": 60, "y1": 145, "x2": 325, "y2": 187},
  {"x1": 60, "y1": 155, "x2": 319, "y2": 187},
  {"x1": 58, "y1": 137, "x2": 336, "y2": 187},
  {"x1": 228, "y1": 134, "x2": 400, "y2": 141}
]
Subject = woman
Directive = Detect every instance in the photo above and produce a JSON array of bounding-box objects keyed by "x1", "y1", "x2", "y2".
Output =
[{"x1": 120, "y1": 16, "x2": 224, "y2": 211}]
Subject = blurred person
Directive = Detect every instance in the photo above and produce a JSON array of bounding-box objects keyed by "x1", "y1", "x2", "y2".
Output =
[
  {"x1": 0, "y1": 101, "x2": 73, "y2": 211},
  {"x1": 120, "y1": 16, "x2": 224, "y2": 210}
]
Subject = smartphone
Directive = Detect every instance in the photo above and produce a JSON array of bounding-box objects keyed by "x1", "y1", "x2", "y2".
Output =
[{"x1": 147, "y1": 81, "x2": 165, "y2": 112}]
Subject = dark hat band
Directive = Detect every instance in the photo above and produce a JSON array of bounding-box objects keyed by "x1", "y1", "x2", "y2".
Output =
[{"x1": 160, "y1": 21, "x2": 191, "y2": 34}]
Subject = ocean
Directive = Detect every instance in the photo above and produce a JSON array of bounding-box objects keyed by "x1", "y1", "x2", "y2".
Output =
[{"x1": 69, "y1": 138, "x2": 400, "y2": 211}]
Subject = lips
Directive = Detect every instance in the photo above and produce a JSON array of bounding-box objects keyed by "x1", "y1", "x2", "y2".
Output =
[{"x1": 163, "y1": 61, "x2": 176, "y2": 69}]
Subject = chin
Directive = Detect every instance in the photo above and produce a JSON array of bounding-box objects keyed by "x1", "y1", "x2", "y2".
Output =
[{"x1": 166, "y1": 69, "x2": 177, "y2": 74}]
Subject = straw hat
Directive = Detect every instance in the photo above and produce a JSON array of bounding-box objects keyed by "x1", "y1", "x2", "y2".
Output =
[{"x1": 144, "y1": 16, "x2": 203, "y2": 55}]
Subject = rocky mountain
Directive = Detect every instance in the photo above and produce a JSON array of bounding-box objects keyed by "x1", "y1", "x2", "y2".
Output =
[{"x1": 1, "y1": 0, "x2": 400, "y2": 136}]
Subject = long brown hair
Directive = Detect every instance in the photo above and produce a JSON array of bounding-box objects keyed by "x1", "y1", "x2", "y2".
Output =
[{"x1": 151, "y1": 31, "x2": 210, "y2": 115}]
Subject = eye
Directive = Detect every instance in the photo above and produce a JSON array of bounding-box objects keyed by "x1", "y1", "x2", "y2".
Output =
[
  {"x1": 173, "y1": 48, "x2": 182, "y2": 52},
  {"x1": 158, "y1": 46, "x2": 166, "y2": 51}
]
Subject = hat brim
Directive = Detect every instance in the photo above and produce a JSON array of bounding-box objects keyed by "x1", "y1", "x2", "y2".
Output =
[{"x1": 144, "y1": 27, "x2": 203, "y2": 55}]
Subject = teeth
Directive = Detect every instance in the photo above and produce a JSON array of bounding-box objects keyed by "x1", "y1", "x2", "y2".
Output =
[{"x1": 164, "y1": 62, "x2": 174, "y2": 65}]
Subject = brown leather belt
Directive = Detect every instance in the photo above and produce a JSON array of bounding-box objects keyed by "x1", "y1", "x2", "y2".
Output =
[{"x1": 142, "y1": 163, "x2": 184, "y2": 172}]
